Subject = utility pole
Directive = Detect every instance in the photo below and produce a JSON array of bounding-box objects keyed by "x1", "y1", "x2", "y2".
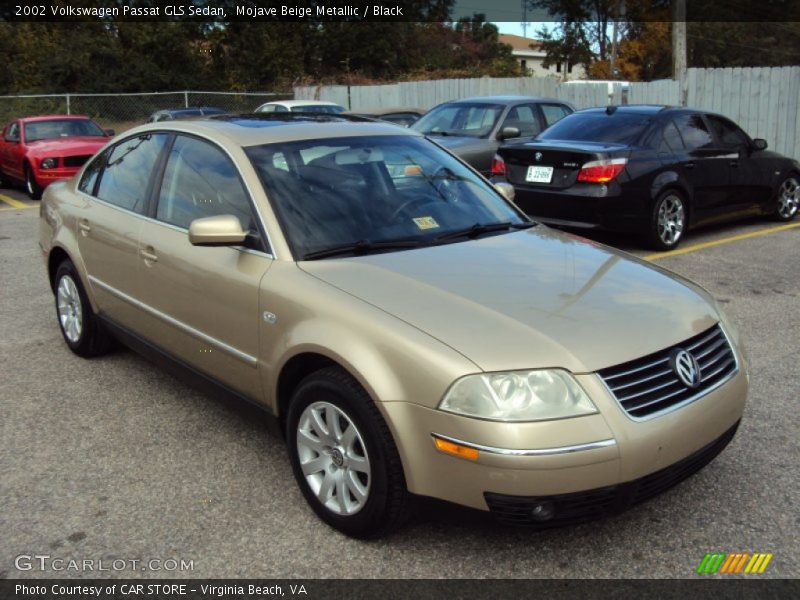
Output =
[
  {"x1": 609, "y1": 0, "x2": 620, "y2": 79},
  {"x1": 521, "y1": 0, "x2": 528, "y2": 38},
  {"x1": 672, "y1": 0, "x2": 687, "y2": 84}
]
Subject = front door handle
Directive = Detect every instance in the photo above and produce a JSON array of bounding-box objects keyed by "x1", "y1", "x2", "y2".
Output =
[
  {"x1": 684, "y1": 161, "x2": 695, "y2": 170},
  {"x1": 78, "y1": 220, "x2": 91, "y2": 234},
  {"x1": 730, "y1": 160, "x2": 739, "y2": 167},
  {"x1": 139, "y1": 247, "x2": 158, "y2": 264}
]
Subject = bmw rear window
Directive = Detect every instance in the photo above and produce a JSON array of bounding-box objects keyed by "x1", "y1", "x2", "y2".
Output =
[{"x1": 538, "y1": 112, "x2": 652, "y2": 144}]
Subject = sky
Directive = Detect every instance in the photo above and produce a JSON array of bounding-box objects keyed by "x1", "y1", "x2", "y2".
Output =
[{"x1": 492, "y1": 22, "x2": 551, "y2": 38}]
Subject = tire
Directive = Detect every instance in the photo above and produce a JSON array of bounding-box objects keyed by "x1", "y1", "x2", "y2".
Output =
[
  {"x1": 646, "y1": 190, "x2": 688, "y2": 251},
  {"x1": 774, "y1": 174, "x2": 799, "y2": 222},
  {"x1": 25, "y1": 165, "x2": 42, "y2": 200},
  {"x1": 53, "y1": 260, "x2": 114, "y2": 357},
  {"x1": 0, "y1": 168, "x2": 9, "y2": 188},
  {"x1": 286, "y1": 366, "x2": 410, "y2": 538}
]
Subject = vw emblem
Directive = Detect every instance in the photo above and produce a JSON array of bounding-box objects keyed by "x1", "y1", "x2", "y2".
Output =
[
  {"x1": 535, "y1": 152, "x2": 543, "y2": 162},
  {"x1": 670, "y1": 349, "x2": 701, "y2": 389}
]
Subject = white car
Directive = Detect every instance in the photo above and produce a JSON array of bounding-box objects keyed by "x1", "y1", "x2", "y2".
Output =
[{"x1": 255, "y1": 100, "x2": 345, "y2": 114}]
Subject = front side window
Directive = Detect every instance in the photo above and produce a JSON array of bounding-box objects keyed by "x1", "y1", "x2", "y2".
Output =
[
  {"x1": 674, "y1": 114, "x2": 714, "y2": 151},
  {"x1": 411, "y1": 103, "x2": 505, "y2": 138},
  {"x1": 156, "y1": 135, "x2": 256, "y2": 234},
  {"x1": 24, "y1": 118, "x2": 106, "y2": 142},
  {"x1": 501, "y1": 104, "x2": 542, "y2": 138},
  {"x1": 96, "y1": 134, "x2": 168, "y2": 213},
  {"x1": 246, "y1": 135, "x2": 525, "y2": 259},
  {"x1": 78, "y1": 152, "x2": 106, "y2": 194},
  {"x1": 706, "y1": 115, "x2": 749, "y2": 149}
]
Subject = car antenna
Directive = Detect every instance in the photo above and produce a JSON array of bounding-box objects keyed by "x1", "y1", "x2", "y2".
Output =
[{"x1": 606, "y1": 105, "x2": 617, "y2": 115}]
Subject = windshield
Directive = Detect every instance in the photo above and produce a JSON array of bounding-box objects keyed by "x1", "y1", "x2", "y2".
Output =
[
  {"x1": 292, "y1": 105, "x2": 345, "y2": 114},
  {"x1": 411, "y1": 103, "x2": 504, "y2": 138},
  {"x1": 24, "y1": 119, "x2": 106, "y2": 142},
  {"x1": 245, "y1": 135, "x2": 525, "y2": 259},
  {"x1": 537, "y1": 112, "x2": 652, "y2": 145}
]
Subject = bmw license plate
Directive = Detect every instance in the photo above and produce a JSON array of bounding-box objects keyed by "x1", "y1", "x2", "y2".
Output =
[{"x1": 525, "y1": 165, "x2": 554, "y2": 183}]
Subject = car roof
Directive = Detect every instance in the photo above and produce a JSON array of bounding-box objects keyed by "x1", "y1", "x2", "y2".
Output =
[
  {"x1": 265, "y1": 100, "x2": 343, "y2": 107},
  {"x1": 576, "y1": 105, "x2": 719, "y2": 116},
  {"x1": 20, "y1": 115, "x2": 93, "y2": 122},
  {"x1": 346, "y1": 107, "x2": 425, "y2": 116},
  {"x1": 124, "y1": 113, "x2": 423, "y2": 147},
  {"x1": 451, "y1": 95, "x2": 569, "y2": 105}
]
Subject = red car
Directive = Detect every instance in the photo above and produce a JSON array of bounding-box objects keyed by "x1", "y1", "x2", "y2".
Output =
[{"x1": 0, "y1": 115, "x2": 113, "y2": 199}]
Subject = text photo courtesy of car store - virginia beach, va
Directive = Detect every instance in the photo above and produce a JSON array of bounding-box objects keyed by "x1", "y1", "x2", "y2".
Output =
[{"x1": 1, "y1": 1, "x2": 799, "y2": 598}]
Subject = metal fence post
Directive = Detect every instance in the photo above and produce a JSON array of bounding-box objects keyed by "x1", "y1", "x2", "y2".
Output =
[
  {"x1": 66, "y1": 94, "x2": 71, "y2": 115},
  {"x1": 184, "y1": 91, "x2": 189, "y2": 108}
]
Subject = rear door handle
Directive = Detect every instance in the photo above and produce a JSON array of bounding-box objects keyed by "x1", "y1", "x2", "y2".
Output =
[
  {"x1": 684, "y1": 162, "x2": 695, "y2": 170},
  {"x1": 139, "y1": 247, "x2": 158, "y2": 263},
  {"x1": 730, "y1": 160, "x2": 739, "y2": 167}
]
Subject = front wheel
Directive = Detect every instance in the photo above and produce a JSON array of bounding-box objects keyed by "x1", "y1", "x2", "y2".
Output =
[
  {"x1": 54, "y1": 260, "x2": 114, "y2": 357},
  {"x1": 646, "y1": 191, "x2": 687, "y2": 251},
  {"x1": 774, "y1": 175, "x2": 799, "y2": 222},
  {"x1": 26, "y1": 166, "x2": 42, "y2": 200},
  {"x1": 286, "y1": 367, "x2": 410, "y2": 538}
]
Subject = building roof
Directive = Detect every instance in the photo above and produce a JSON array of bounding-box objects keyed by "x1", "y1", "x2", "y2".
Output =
[{"x1": 498, "y1": 34, "x2": 545, "y2": 56}]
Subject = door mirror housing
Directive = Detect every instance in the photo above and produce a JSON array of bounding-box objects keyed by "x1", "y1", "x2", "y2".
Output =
[
  {"x1": 188, "y1": 215, "x2": 247, "y2": 246},
  {"x1": 104, "y1": 129, "x2": 115, "y2": 137},
  {"x1": 494, "y1": 182, "x2": 516, "y2": 203},
  {"x1": 752, "y1": 138, "x2": 768, "y2": 151},
  {"x1": 497, "y1": 126, "x2": 521, "y2": 141}
]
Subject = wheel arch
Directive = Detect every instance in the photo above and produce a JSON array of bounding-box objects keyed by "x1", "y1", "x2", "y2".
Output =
[{"x1": 652, "y1": 176, "x2": 693, "y2": 226}]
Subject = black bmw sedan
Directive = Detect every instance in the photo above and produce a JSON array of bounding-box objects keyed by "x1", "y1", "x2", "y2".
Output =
[{"x1": 492, "y1": 105, "x2": 799, "y2": 249}]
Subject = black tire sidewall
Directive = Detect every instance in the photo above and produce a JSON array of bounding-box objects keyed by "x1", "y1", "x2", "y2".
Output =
[
  {"x1": 286, "y1": 370, "x2": 402, "y2": 538},
  {"x1": 648, "y1": 190, "x2": 687, "y2": 251},
  {"x1": 26, "y1": 166, "x2": 42, "y2": 200}
]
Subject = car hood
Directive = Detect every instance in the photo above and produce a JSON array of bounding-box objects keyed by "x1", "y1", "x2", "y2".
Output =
[
  {"x1": 299, "y1": 227, "x2": 719, "y2": 374},
  {"x1": 27, "y1": 137, "x2": 108, "y2": 156}
]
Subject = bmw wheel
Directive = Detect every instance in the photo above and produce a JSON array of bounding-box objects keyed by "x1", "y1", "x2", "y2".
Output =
[
  {"x1": 286, "y1": 367, "x2": 410, "y2": 538},
  {"x1": 54, "y1": 260, "x2": 114, "y2": 357},
  {"x1": 647, "y1": 190, "x2": 687, "y2": 251},
  {"x1": 774, "y1": 175, "x2": 799, "y2": 222}
]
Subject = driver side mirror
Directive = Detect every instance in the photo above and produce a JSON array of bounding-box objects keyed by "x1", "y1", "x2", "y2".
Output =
[
  {"x1": 104, "y1": 129, "x2": 115, "y2": 137},
  {"x1": 752, "y1": 138, "x2": 768, "y2": 151},
  {"x1": 494, "y1": 182, "x2": 516, "y2": 203},
  {"x1": 497, "y1": 126, "x2": 521, "y2": 141},
  {"x1": 188, "y1": 215, "x2": 247, "y2": 246}
]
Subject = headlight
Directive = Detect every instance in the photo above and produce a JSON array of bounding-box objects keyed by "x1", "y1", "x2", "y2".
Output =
[
  {"x1": 40, "y1": 158, "x2": 57, "y2": 169},
  {"x1": 439, "y1": 369, "x2": 597, "y2": 422}
]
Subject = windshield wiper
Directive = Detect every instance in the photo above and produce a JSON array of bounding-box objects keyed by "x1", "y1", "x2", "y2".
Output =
[
  {"x1": 302, "y1": 238, "x2": 426, "y2": 260},
  {"x1": 425, "y1": 130, "x2": 451, "y2": 136},
  {"x1": 434, "y1": 221, "x2": 536, "y2": 243}
]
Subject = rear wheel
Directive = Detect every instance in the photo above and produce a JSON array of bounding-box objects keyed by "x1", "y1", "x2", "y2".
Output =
[
  {"x1": 774, "y1": 175, "x2": 798, "y2": 222},
  {"x1": 25, "y1": 165, "x2": 42, "y2": 200},
  {"x1": 286, "y1": 367, "x2": 410, "y2": 538},
  {"x1": 647, "y1": 190, "x2": 687, "y2": 251},
  {"x1": 54, "y1": 260, "x2": 114, "y2": 357}
]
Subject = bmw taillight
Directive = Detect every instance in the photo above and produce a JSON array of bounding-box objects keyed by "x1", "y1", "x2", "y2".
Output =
[
  {"x1": 576, "y1": 158, "x2": 628, "y2": 183},
  {"x1": 491, "y1": 154, "x2": 506, "y2": 177}
]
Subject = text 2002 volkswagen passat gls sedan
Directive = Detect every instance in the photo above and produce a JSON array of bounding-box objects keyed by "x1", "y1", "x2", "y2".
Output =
[{"x1": 40, "y1": 114, "x2": 748, "y2": 538}]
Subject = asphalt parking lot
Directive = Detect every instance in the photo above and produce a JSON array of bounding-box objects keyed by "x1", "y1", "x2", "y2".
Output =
[{"x1": 1, "y1": 185, "x2": 798, "y2": 579}]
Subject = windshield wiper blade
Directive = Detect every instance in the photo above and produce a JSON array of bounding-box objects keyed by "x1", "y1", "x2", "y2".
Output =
[
  {"x1": 425, "y1": 130, "x2": 451, "y2": 136},
  {"x1": 301, "y1": 238, "x2": 425, "y2": 260},
  {"x1": 434, "y1": 221, "x2": 536, "y2": 243}
]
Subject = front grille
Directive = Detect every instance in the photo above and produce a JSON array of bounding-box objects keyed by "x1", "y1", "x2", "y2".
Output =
[
  {"x1": 598, "y1": 324, "x2": 737, "y2": 419},
  {"x1": 63, "y1": 155, "x2": 91, "y2": 168},
  {"x1": 484, "y1": 420, "x2": 739, "y2": 527}
]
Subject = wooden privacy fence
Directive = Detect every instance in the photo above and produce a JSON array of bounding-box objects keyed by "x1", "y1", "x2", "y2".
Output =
[{"x1": 295, "y1": 66, "x2": 800, "y2": 159}]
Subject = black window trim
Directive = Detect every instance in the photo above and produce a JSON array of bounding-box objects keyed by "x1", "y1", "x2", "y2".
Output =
[{"x1": 149, "y1": 131, "x2": 273, "y2": 256}]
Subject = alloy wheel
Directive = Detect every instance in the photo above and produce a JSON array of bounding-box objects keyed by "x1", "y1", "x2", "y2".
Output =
[
  {"x1": 296, "y1": 401, "x2": 371, "y2": 516},
  {"x1": 57, "y1": 275, "x2": 83, "y2": 343},
  {"x1": 778, "y1": 177, "x2": 799, "y2": 219},
  {"x1": 657, "y1": 194, "x2": 685, "y2": 246}
]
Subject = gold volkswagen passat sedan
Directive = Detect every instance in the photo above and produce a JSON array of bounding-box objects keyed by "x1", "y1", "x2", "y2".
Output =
[{"x1": 40, "y1": 114, "x2": 748, "y2": 538}]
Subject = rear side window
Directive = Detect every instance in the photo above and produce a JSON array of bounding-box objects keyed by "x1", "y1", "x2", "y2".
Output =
[
  {"x1": 660, "y1": 121, "x2": 685, "y2": 152},
  {"x1": 538, "y1": 112, "x2": 652, "y2": 144},
  {"x1": 96, "y1": 134, "x2": 168, "y2": 213},
  {"x1": 540, "y1": 104, "x2": 572, "y2": 127},
  {"x1": 155, "y1": 135, "x2": 256, "y2": 233},
  {"x1": 674, "y1": 114, "x2": 713, "y2": 150},
  {"x1": 5, "y1": 122, "x2": 20, "y2": 142}
]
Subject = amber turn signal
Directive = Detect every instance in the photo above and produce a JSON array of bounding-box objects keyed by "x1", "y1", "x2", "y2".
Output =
[{"x1": 432, "y1": 436, "x2": 479, "y2": 461}]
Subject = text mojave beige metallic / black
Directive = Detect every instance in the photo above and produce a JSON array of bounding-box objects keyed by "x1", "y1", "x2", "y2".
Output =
[{"x1": 40, "y1": 115, "x2": 748, "y2": 537}]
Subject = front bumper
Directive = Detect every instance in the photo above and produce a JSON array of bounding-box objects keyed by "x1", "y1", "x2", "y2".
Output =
[
  {"x1": 34, "y1": 168, "x2": 79, "y2": 188},
  {"x1": 381, "y1": 364, "x2": 747, "y2": 515}
]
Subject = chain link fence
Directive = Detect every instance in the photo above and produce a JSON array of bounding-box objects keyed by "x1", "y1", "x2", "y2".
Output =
[{"x1": 0, "y1": 91, "x2": 293, "y2": 134}]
